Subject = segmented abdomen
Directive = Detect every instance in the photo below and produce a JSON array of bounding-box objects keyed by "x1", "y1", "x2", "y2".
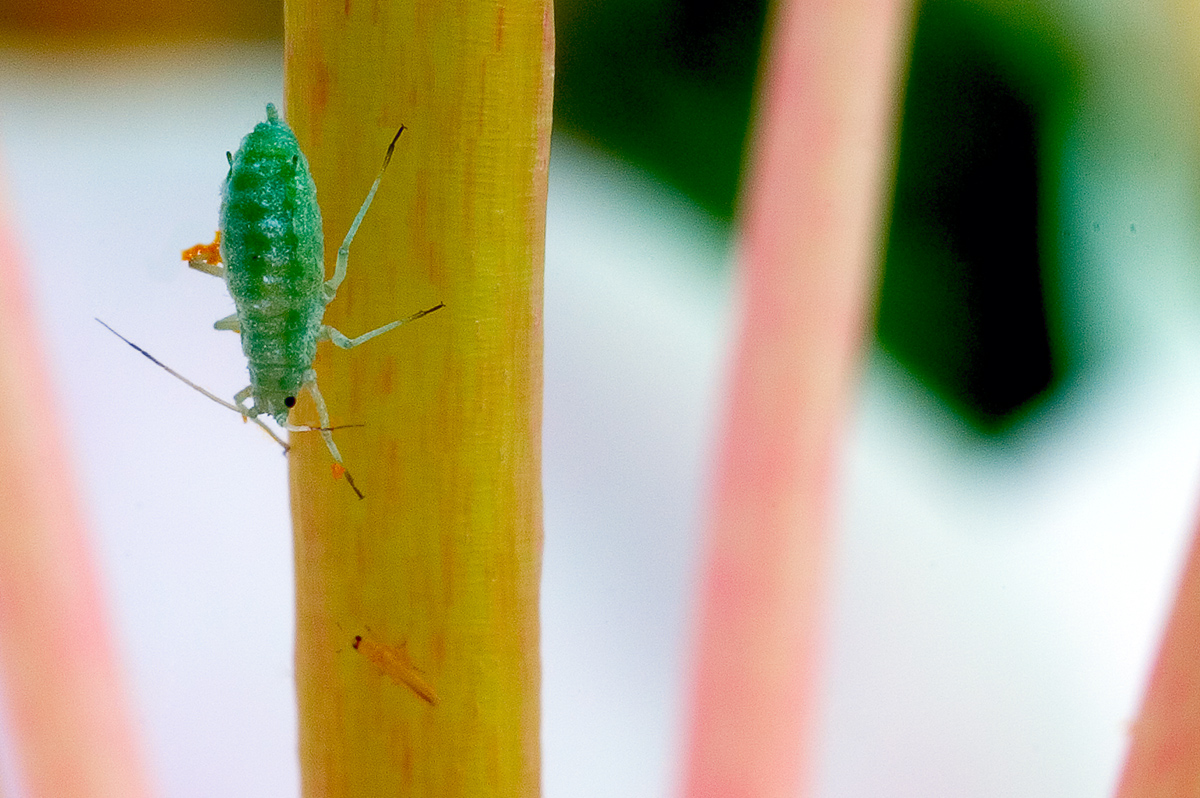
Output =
[{"x1": 220, "y1": 113, "x2": 325, "y2": 375}]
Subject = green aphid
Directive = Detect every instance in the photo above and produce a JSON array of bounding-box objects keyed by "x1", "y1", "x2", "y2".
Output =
[{"x1": 107, "y1": 104, "x2": 442, "y2": 499}]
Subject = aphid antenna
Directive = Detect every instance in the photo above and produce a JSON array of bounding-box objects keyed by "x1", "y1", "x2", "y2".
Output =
[
  {"x1": 285, "y1": 423, "x2": 366, "y2": 433},
  {"x1": 96, "y1": 319, "x2": 290, "y2": 452}
]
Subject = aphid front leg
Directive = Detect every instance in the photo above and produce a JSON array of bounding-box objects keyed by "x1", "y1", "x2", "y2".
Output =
[
  {"x1": 298, "y1": 373, "x2": 340, "y2": 460},
  {"x1": 296, "y1": 371, "x2": 364, "y2": 499},
  {"x1": 233, "y1": 385, "x2": 256, "y2": 415},
  {"x1": 96, "y1": 320, "x2": 289, "y2": 452}
]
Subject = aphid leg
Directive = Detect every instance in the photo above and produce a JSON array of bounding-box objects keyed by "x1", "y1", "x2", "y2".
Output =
[
  {"x1": 213, "y1": 314, "x2": 240, "y2": 333},
  {"x1": 323, "y1": 126, "x2": 406, "y2": 303},
  {"x1": 297, "y1": 373, "x2": 342, "y2": 461},
  {"x1": 95, "y1": 320, "x2": 289, "y2": 452},
  {"x1": 183, "y1": 232, "x2": 224, "y2": 278},
  {"x1": 298, "y1": 370, "x2": 365, "y2": 500},
  {"x1": 233, "y1": 386, "x2": 254, "y2": 413},
  {"x1": 320, "y1": 302, "x2": 446, "y2": 350},
  {"x1": 227, "y1": 387, "x2": 293, "y2": 449},
  {"x1": 188, "y1": 260, "x2": 225, "y2": 278}
]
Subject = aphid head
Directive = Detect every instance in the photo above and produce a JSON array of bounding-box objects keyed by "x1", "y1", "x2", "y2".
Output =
[
  {"x1": 261, "y1": 393, "x2": 298, "y2": 427},
  {"x1": 248, "y1": 366, "x2": 305, "y2": 426},
  {"x1": 251, "y1": 393, "x2": 298, "y2": 427}
]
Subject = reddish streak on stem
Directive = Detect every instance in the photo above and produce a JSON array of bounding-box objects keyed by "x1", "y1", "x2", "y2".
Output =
[
  {"x1": 680, "y1": 1, "x2": 911, "y2": 797},
  {"x1": 1114, "y1": 519, "x2": 1200, "y2": 797}
]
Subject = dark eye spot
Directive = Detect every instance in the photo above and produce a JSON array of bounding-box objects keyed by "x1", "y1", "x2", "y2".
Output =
[{"x1": 284, "y1": 396, "x2": 296, "y2": 408}]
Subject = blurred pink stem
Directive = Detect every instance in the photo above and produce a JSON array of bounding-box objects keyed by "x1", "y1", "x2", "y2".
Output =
[
  {"x1": 1113, "y1": 519, "x2": 1200, "y2": 797},
  {"x1": 0, "y1": 198, "x2": 152, "y2": 796},
  {"x1": 681, "y1": 1, "x2": 911, "y2": 797}
]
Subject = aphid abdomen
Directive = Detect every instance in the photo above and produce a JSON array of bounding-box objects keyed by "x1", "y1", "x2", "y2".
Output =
[{"x1": 220, "y1": 105, "x2": 326, "y2": 421}]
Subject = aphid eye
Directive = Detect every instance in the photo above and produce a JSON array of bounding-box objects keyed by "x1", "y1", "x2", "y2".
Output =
[{"x1": 284, "y1": 396, "x2": 296, "y2": 408}]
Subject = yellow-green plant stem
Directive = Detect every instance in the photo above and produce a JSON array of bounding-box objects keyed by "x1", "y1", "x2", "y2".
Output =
[{"x1": 284, "y1": 1, "x2": 552, "y2": 795}]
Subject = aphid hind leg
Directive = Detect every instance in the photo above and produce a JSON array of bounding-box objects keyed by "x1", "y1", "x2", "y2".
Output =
[
  {"x1": 323, "y1": 126, "x2": 406, "y2": 303},
  {"x1": 183, "y1": 232, "x2": 224, "y2": 277},
  {"x1": 299, "y1": 371, "x2": 364, "y2": 499},
  {"x1": 188, "y1": 260, "x2": 225, "y2": 279},
  {"x1": 213, "y1": 314, "x2": 240, "y2": 333}
]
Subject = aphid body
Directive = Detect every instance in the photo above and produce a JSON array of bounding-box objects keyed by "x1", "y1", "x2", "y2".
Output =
[
  {"x1": 219, "y1": 103, "x2": 324, "y2": 427},
  {"x1": 179, "y1": 104, "x2": 443, "y2": 497}
]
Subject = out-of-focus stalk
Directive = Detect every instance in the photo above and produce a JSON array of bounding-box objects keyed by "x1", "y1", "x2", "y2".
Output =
[
  {"x1": 0, "y1": 187, "x2": 152, "y2": 796},
  {"x1": 1112, "y1": 3, "x2": 1200, "y2": 795},
  {"x1": 1113, "y1": 525, "x2": 1200, "y2": 797},
  {"x1": 680, "y1": 0, "x2": 911, "y2": 796},
  {"x1": 284, "y1": 0, "x2": 552, "y2": 795}
]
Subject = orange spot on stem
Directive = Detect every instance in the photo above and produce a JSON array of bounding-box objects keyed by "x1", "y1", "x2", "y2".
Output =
[{"x1": 352, "y1": 633, "x2": 438, "y2": 705}]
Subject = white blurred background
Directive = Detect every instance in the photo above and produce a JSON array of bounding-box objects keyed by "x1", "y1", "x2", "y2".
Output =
[{"x1": 1, "y1": 21, "x2": 1199, "y2": 797}]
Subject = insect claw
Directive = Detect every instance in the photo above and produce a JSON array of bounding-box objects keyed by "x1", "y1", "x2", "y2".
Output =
[{"x1": 337, "y1": 466, "x2": 365, "y2": 500}]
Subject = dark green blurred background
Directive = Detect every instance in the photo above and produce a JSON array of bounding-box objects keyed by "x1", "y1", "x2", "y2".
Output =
[{"x1": 556, "y1": 0, "x2": 1081, "y2": 433}]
